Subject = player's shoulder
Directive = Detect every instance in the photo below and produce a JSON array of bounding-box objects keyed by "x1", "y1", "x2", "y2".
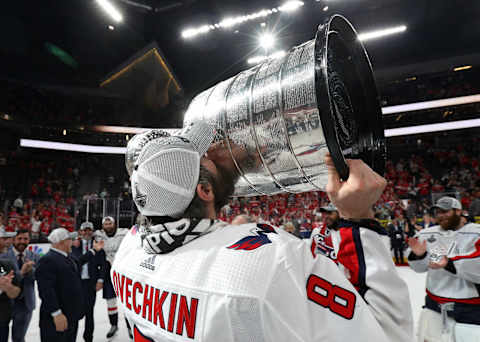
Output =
[
  {"x1": 216, "y1": 222, "x2": 298, "y2": 251},
  {"x1": 116, "y1": 227, "x2": 130, "y2": 235},
  {"x1": 418, "y1": 225, "x2": 441, "y2": 235},
  {"x1": 458, "y1": 222, "x2": 480, "y2": 234}
]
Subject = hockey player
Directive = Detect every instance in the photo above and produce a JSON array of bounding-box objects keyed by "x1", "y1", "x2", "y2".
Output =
[
  {"x1": 408, "y1": 196, "x2": 480, "y2": 342},
  {"x1": 96, "y1": 216, "x2": 130, "y2": 338},
  {"x1": 111, "y1": 122, "x2": 414, "y2": 341}
]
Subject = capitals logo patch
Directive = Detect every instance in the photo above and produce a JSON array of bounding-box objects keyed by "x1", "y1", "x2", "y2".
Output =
[{"x1": 227, "y1": 224, "x2": 277, "y2": 251}]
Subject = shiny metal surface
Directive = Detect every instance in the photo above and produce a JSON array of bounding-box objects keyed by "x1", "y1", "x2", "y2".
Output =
[{"x1": 184, "y1": 15, "x2": 385, "y2": 197}]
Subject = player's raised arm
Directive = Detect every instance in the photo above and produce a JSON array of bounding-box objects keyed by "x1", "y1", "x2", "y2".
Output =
[{"x1": 307, "y1": 155, "x2": 414, "y2": 342}]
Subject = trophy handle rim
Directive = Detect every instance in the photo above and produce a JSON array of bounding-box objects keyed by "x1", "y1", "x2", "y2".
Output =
[{"x1": 314, "y1": 14, "x2": 386, "y2": 181}]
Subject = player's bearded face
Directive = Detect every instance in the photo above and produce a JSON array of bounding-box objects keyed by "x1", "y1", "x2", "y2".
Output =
[
  {"x1": 103, "y1": 221, "x2": 115, "y2": 234},
  {"x1": 210, "y1": 163, "x2": 237, "y2": 212},
  {"x1": 437, "y1": 210, "x2": 460, "y2": 230}
]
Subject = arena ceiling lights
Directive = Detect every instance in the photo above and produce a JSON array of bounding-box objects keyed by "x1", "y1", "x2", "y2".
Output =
[
  {"x1": 381, "y1": 94, "x2": 480, "y2": 115},
  {"x1": 181, "y1": 1, "x2": 304, "y2": 39},
  {"x1": 384, "y1": 118, "x2": 480, "y2": 137},
  {"x1": 20, "y1": 139, "x2": 127, "y2": 154},
  {"x1": 96, "y1": 0, "x2": 123, "y2": 22},
  {"x1": 20, "y1": 118, "x2": 480, "y2": 154},
  {"x1": 357, "y1": 25, "x2": 407, "y2": 41}
]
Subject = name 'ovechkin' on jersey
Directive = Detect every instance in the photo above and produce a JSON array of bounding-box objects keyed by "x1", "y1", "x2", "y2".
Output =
[{"x1": 111, "y1": 270, "x2": 203, "y2": 340}]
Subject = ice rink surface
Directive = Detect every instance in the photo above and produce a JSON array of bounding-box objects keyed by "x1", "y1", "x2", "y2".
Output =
[{"x1": 21, "y1": 266, "x2": 426, "y2": 341}]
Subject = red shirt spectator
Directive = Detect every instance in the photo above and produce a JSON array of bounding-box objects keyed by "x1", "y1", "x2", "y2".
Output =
[
  {"x1": 417, "y1": 180, "x2": 430, "y2": 196},
  {"x1": 395, "y1": 180, "x2": 410, "y2": 198},
  {"x1": 431, "y1": 183, "x2": 445, "y2": 193}
]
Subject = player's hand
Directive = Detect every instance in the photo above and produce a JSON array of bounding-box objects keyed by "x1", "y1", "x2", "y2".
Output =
[
  {"x1": 20, "y1": 260, "x2": 35, "y2": 275},
  {"x1": 408, "y1": 238, "x2": 427, "y2": 256},
  {"x1": 429, "y1": 256, "x2": 448, "y2": 269},
  {"x1": 53, "y1": 314, "x2": 68, "y2": 332},
  {"x1": 96, "y1": 282, "x2": 103, "y2": 292},
  {"x1": 93, "y1": 239, "x2": 104, "y2": 252},
  {"x1": 325, "y1": 154, "x2": 386, "y2": 219}
]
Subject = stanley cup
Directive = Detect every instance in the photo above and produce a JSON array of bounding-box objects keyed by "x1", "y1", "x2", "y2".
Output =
[{"x1": 183, "y1": 15, "x2": 386, "y2": 197}]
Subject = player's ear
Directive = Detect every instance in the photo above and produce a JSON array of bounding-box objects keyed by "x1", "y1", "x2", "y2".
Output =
[{"x1": 196, "y1": 183, "x2": 215, "y2": 203}]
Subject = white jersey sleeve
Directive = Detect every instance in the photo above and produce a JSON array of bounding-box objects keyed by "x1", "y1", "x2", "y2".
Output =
[
  {"x1": 406, "y1": 229, "x2": 432, "y2": 273},
  {"x1": 406, "y1": 249, "x2": 429, "y2": 273},
  {"x1": 310, "y1": 220, "x2": 414, "y2": 342},
  {"x1": 263, "y1": 230, "x2": 390, "y2": 342},
  {"x1": 448, "y1": 224, "x2": 480, "y2": 284}
]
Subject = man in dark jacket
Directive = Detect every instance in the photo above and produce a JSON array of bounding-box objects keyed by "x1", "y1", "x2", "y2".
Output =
[
  {"x1": 4, "y1": 229, "x2": 41, "y2": 342},
  {"x1": 0, "y1": 228, "x2": 23, "y2": 342},
  {"x1": 35, "y1": 228, "x2": 104, "y2": 342},
  {"x1": 388, "y1": 215, "x2": 406, "y2": 264},
  {"x1": 71, "y1": 222, "x2": 105, "y2": 342}
]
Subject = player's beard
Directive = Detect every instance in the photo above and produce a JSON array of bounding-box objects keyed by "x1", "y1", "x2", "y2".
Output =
[
  {"x1": 211, "y1": 163, "x2": 237, "y2": 212},
  {"x1": 104, "y1": 225, "x2": 116, "y2": 237},
  {"x1": 439, "y1": 213, "x2": 461, "y2": 231}
]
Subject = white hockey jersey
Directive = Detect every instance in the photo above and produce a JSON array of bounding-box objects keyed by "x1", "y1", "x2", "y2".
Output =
[
  {"x1": 111, "y1": 221, "x2": 409, "y2": 342},
  {"x1": 310, "y1": 219, "x2": 414, "y2": 342},
  {"x1": 98, "y1": 228, "x2": 129, "y2": 265},
  {"x1": 407, "y1": 223, "x2": 480, "y2": 312}
]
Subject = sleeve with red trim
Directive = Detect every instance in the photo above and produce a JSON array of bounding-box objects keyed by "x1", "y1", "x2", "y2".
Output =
[
  {"x1": 333, "y1": 219, "x2": 414, "y2": 342},
  {"x1": 262, "y1": 229, "x2": 391, "y2": 342},
  {"x1": 448, "y1": 226, "x2": 480, "y2": 284}
]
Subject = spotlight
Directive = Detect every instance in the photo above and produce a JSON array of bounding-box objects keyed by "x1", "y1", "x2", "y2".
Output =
[
  {"x1": 108, "y1": 25, "x2": 115, "y2": 30},
  {"x1": 96, "y1": 0, "x2": 123, "y2": 22},
  {"x1": 278, "y1": 1, "x2": 304, "y2": 12},
  {"x1": 259, "y1": 33, "x2": 275, "y2": 50}
]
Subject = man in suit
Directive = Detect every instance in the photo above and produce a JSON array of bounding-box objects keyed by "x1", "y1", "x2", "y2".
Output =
[
  {"x1": 388, "y1": 214, "x2": 406, "y2": 264},
  {"x1": 71, "y1": 222, "x2": 105, "y2": 342},
  {"x1": 35, "y1": 228, "x2": 104, "y2": 342},
  {"x1": 4, "y1": 229, "x2": 41, "y2": 342},
  {"x1": 0, "y1": 228, "x2": 22, "y2": 342}
]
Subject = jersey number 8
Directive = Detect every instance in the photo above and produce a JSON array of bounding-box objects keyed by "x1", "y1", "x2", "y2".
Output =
[{"x1": 306, "y1": 274, "x2": 356, "y2": 319}]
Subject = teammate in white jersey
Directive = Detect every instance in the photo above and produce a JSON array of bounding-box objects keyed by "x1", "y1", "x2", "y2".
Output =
[
  {"x1": 96, "y1": 216, "x2": 130, "y2": 338},
  {"x1": 408, "y1": 196, "x2": 480, "y2": 342},
  {"x1": 112, "y1": 121, "x2": 413, "y2": 341}
]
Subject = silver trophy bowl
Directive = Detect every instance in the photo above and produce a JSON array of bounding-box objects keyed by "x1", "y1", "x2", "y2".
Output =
[{"x1": 184, "y1": 15, "x2": 385, "y2": 197}]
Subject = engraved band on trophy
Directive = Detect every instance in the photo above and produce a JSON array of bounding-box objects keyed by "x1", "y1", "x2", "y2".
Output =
[{"x1": 183, "y1": 15, "x2": 386, "y2": 197}]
